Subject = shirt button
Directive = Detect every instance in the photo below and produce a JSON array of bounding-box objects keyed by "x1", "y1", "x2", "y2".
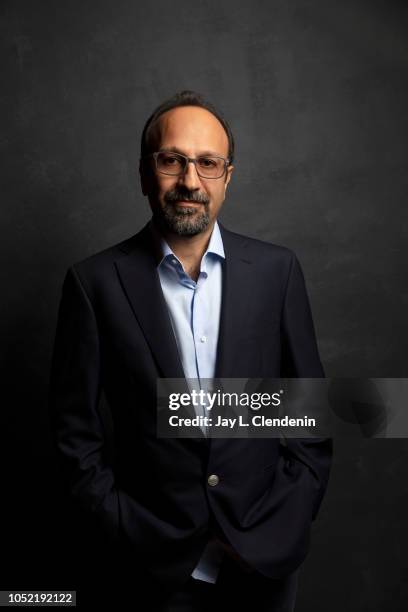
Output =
[
  {"x1": 207, "y1": 474, "x2": 219, "y2": 487},
  {"x1": 172, "y1": 258, "x2": 178, "y2": 265},
  {"x1": 200, "y1": 335, "x2": 207, "y2": 343}
]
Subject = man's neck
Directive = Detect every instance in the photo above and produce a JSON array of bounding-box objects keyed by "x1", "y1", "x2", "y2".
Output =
[{"x1": 156, "y1": 221, "x2": 216, "y2": 282}]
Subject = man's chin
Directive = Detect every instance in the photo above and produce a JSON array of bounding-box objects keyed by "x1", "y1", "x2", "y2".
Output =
[
  {"x1": 163, "y1": 213, "x2": 210, "y2": 236},
  {"x1": 171, "y1": 221, "x2": 209, "y2": 237}
]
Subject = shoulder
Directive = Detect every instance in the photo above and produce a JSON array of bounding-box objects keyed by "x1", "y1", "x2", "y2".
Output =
[
  {"x1": 219, "y1": 225, "x2": 303, "y2": 294},
  {"x1": 63, "y1": 224, "x2": 151, "y2": 295},
  {"x1": 71, "y1": 234, "x2": 136, "y2": 270},
  {"x1": 219, "y1": 224, "x2": 297, "y2": 268},
  {"x1": 72, "y1": 223, "x2": 150, "y2": 270}
]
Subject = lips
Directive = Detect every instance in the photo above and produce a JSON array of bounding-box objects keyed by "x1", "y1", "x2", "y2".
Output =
[{"x1": 175, "y1": 201, "x2": 202, "y2": 206}]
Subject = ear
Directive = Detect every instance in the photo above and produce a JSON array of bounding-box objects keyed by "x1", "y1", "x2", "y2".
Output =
[{"x1": 224, "y1": 165, "x2": 234, "y2": 191}]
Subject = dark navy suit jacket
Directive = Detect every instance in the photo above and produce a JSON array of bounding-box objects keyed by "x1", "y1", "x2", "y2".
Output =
[{"x1": 49, "y1": 222, "x2": 332, "y2": 591}]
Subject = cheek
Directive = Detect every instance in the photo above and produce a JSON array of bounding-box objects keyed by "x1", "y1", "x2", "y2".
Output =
[
  {"x1": 209, "y1": 185, "x2": 226, "y2": 206},
  {"x1": 157, "y1": 178, "x2": 176, "y2": 198}
]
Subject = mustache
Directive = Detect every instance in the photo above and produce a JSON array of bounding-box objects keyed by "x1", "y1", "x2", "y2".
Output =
[{"x1": 164, "y1": 189, "x2": 210, "y2": 205}]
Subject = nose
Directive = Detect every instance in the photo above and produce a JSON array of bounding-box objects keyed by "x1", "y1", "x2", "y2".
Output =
[{"x1": 178, "y1": 160, "x2": 201, "y2": 190}]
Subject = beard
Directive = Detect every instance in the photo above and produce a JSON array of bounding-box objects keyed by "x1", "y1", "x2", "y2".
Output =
[{"x1": 154, "y1": 188, "x2": 211, "y2": 236}]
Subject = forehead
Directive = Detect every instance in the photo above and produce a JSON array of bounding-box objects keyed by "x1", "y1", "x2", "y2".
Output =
[{"x1": 152, "y1": 106, "x2": 229, "y2": 156}]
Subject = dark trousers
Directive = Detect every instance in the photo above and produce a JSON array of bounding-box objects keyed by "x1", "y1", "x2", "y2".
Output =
[{"x1": 154, "y1": 556, "x2": 299, "y2": 612}]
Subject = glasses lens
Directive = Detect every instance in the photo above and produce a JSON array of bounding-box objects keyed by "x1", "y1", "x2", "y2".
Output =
[
  {"x1": 156, "y1": 152, "x2": 185, "y2": 175},
  {"x1": 196, "y1": 157, "x2": 225, "y2": 178},
  {"x1": 155, "y1": 152, "x2": 226, "y2": 178}
]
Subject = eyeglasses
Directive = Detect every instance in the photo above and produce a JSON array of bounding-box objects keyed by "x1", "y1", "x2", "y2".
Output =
[{"x1": 145, "y1": 151, "x2": 230, "y2": 179}]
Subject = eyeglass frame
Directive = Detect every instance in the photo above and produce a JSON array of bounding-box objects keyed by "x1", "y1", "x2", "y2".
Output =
[{"x1": 142, "y1": 151, "x2": 231, "y2": 180}]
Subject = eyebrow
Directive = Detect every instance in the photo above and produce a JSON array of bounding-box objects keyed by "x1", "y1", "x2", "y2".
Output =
[{"x1": 159, "y1": 146, "x2": 226, "y2": 158}]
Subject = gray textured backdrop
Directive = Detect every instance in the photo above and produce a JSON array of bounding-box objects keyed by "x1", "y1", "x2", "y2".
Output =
[{"x1": 1, "y1": 0, "x2": 407, "y2": 609}]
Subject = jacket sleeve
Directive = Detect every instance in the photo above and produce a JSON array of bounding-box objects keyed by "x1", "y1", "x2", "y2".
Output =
[
  {"x1": 48, "y1": 265, "x2": 120, "y2": 545},
  {"x1": 280, "y1": 252, "x2": 333, "y2": 521}
]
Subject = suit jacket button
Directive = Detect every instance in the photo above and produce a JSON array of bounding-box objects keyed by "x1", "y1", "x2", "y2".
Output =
[{"x1": 207, "y1": 474, "x2": 219, "y2": 487}]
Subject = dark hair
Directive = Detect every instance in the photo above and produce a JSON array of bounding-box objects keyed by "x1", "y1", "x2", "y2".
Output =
[{"x1": 140, "y1": 90, "x2": 235, "y2": 163}]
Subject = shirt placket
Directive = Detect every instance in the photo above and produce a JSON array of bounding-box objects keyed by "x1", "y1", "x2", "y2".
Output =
[{"x1": 192, "y1": 272, "x2": 213, "y2": 434}]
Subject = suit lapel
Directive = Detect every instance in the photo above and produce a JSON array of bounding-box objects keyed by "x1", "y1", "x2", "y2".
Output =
[
  {"x1": 214, "y1": 225, "x2": 257, "y2": 379},
  {"x1": 114, "y1": 223, "x2": 185, "y2": 380},
  {"x1": 211, "y1": 225, "x2": 259, "y2": 454}
]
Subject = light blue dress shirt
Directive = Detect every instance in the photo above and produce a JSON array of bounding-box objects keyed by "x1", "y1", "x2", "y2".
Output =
[{"x1": 154, "y1": 220, "x2": 225, "y2": 584}]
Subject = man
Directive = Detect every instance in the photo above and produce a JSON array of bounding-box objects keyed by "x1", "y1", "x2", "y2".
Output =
[{"x1": 49, "y1": 90, "x2": 332, "y2": 611}]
